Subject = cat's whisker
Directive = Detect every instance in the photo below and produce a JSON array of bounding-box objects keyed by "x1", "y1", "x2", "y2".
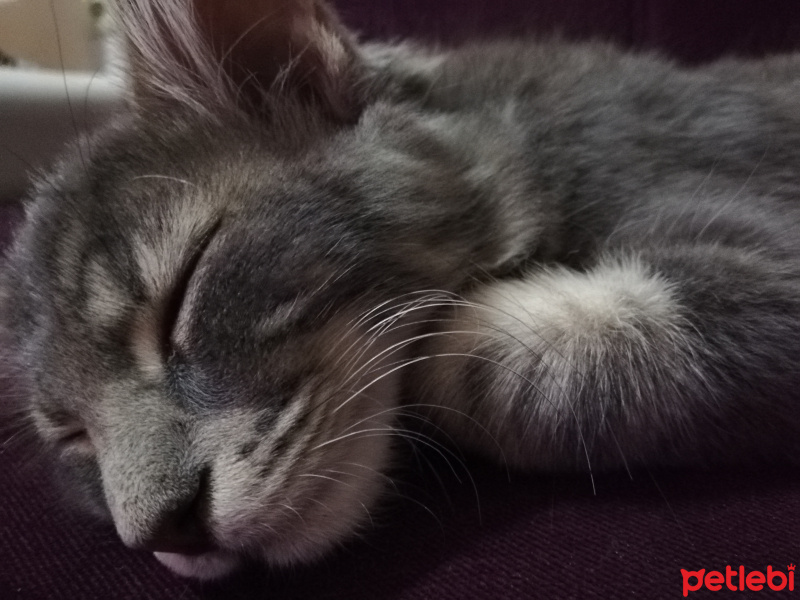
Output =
[
  {"x1": 301, "y1": 494, "x2": 340, "y2": 519},
  {"x1": 359, "y1": 501, "x2": 375, "y2": 528},
  {"x1": 309, "y1": 478, "x2": 375, "y2": 529},
  {"x1": 310, "y1": 281, "x2": 403, "y2": 364},
  {"x1": 2, "y1": 436, "x2": 48, "y2": 473},
  {"x1": 336, "y1": 400, "x2": 508, "y2": 473},
  {"x1": 0, "y1": 423, "x2": 38, "y2": 451},
  {"x1": 313, "y1": 426, "x2": 464, "y2": 478},
  {"x1": 313, "y1": 422, "x2": 478, "y2": 499},
  {"x1": 336, "y1": 323, "x2": 526, "y2": 406},
  {"x1": 277, "y1": 502, "x2": 308, "y2": 528},
  {"x1": 324, "y1": 425, "x2": 481, "y2": 521},
  {"x1": 327, "y1": 315, "x2": 561, "y2": 436},
  {"x1": 335, "y1": 461, "x2": 446, "y2": 523},
  {"x1": 329, "y1": 292, "x2": 471, "y2": 378},
  {"x1": 297, "y1": 471, "x2": 359, "y2": 491},
  {"x1": 293, "y1": 472, "x2": 376, "y2": 528},
  {"x1": 347, "y1": 292, "x2": 435, "y2": 329},
  {"x1": 327, "y1": 460, "x2": 442, "y2": 523},
  {"x1": 332, "y1": 293, "x2": 449, "y2": 371},
  {"x1": 130, "y1": 174, "x2": 199, "y2": 188},
  {"x1": 341, "y1": 402, "x2": 473, "y2": 466},
  {"x1": 332, "y1": 346, "x2": 595, "y2": 493},
  {"x1": 339, "y1": 290, "x2": 452, "y2": 344},
  {"x1": 336, "y1": 307, "x2": 445, "y2": 379},
  {"x1": 333, "y1": 459, "x2": 447, "y2": 528}
]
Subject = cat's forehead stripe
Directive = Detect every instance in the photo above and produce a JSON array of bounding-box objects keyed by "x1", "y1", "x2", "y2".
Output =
[{"x1": 133, "y1": 202, "x2": 216, "y2": 299}]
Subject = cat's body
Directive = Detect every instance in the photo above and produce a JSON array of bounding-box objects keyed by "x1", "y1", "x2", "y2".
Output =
[{"x1": 3, "y1": 0, "x2": 800, "y2": 581}]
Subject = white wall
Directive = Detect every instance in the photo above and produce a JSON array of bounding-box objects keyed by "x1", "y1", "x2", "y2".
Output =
[
  {"x1": 0, "y1": 0, "x2": 122, "y2": 201},
  {"x1": 0, "y1": 0, "x2": 104, "y2": 71}
]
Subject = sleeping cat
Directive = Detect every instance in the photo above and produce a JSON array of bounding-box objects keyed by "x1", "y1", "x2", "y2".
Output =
[{"x1": 2, "y1": 0, "x2": 800, "y2": 581}]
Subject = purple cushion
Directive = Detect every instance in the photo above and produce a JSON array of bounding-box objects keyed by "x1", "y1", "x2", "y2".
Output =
[
  {"x1": 338, "y1": 0, "x2": 800, "y2": 62},
  {"x1": 2, "y1": 443, "x2": 799, "y2": 599},
  {"x1": 0, "y1": 203, "x2": 24, "y2": 256},
  {"x1": 2, "y1": 2, "x2": 800, "y2": 598}
]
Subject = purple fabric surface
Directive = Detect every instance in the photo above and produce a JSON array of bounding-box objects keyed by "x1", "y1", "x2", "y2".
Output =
[
  {"x1": 2, "y1": 438, "x2": 799, "y2": 600},
  {"x1": 2, "y1": 2, "x2": 800, "y2": 599},
  {"x1": 0, "y1": 203, "x2": 24, "y2": 257},
  {"x1": 337, "y1": 0, "x2": 800, "y2": 63}
]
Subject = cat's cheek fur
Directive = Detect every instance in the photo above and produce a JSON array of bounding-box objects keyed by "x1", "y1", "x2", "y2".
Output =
[{"x1": 177, "y1": 320, "x2": 404, "y2": 572}]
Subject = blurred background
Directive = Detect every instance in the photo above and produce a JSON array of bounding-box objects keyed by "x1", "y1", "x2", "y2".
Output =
[
  {"x1": 0, "y1": 0, "x2": 122, "y2": 206},
  {"x1": 0, "y1": 0, "x2": 109, "y2": 70}
]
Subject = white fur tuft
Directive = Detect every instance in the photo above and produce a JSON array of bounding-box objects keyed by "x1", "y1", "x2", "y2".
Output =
[{"x1": 415, "y1": 256, "x2": 688, "y2": 469}]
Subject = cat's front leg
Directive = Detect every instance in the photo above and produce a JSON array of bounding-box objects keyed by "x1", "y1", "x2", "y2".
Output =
[{"x1": 409, "y1": 249, "x2": 800, "y2": 472}]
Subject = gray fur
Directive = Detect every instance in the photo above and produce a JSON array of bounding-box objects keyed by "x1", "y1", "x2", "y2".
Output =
[{"x1": 3, "y1": 0, "x2": 800, "y2": 580}]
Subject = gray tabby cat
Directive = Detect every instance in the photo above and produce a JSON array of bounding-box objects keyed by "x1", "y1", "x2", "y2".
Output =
[{"x1": 2, "y1": 0, "x2": 800, "y2": 581}]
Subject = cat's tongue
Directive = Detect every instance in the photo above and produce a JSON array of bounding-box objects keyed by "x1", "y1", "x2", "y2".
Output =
[{"x1": 154, "y1": 549, "x2": 239, "y2": 580}]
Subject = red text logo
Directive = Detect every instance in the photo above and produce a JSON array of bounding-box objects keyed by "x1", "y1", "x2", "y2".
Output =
[{"x1": 682, "y1": 565, "x2": 795, "y2": 596}]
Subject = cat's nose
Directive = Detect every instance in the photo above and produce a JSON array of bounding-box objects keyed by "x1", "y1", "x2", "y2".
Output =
[
  {"x1": 138, "y1": 501, "x2": 214, "y2": 556},
  {"x1": 130, "y1": 469, "x2": 215, "y2": 555}
]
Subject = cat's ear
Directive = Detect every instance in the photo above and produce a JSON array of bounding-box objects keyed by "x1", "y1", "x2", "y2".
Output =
[{"x1": 118, "y1": 0, "x2": 364, "y2": 121}]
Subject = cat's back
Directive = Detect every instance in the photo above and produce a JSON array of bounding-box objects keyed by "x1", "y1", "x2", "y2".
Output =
[
  {"x1": 373, "y1": 38, "x2": 800, "y2": 116},
  {"x1": 370, "y1": 39, "x2": 800, "y2": 256}
]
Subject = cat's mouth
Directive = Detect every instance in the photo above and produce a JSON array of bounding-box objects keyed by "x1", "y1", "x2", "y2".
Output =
[
  {"x1": 153, "y1": 549, "x2": 240, "y2": 580},
  {"x1": 151, "y1": 542, "x2": 217, "y2": 557}
]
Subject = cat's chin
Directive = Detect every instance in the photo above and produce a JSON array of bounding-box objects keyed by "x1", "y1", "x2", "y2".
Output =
[{"x1": 153, "y1": 549, "x2": 240, "y2": 580}]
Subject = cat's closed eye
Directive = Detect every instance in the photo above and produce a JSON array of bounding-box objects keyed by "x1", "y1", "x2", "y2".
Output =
[
  {"x1": 42, "y1": 412, "x2": 93, "y2": 455},
  {"x1": 160, "y1": 219, "x2": 222, "y2": 360},
  {"x1": 56, "y1": 428, "x2": 93, "y2": 454}
]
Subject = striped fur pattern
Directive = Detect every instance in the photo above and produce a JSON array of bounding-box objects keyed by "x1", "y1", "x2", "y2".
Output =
[{"x1": 3, "y1": 0, "x2": 800, "y2": 580}]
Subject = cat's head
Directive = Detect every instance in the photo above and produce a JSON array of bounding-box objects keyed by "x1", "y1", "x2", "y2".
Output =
[{"x1": 0, "y1": 0, "x2": 492, "y2": 580}]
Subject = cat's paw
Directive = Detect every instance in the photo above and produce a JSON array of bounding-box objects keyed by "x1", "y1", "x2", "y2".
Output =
[{"x1": 413, "y1": 256, "x2": 688, "y2": 469}]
